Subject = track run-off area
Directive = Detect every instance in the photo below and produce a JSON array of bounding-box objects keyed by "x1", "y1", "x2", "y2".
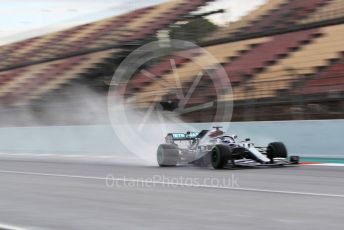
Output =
[{"x1": 0, "y1": 155, "x2": 343, "y2": 230}]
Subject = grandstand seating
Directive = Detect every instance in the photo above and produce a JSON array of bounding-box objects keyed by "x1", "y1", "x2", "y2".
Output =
[
  {"x1": 130, "y1": 37, "x2": 270, "y2": 107},
  {"x1": 119, "y1": 1, "x2": 186, "y2": 38},
  {"x1": 0, "y1": 0, "x2": 343, "y2": 122},
  {"x1": 131, "y1": 23, "x2": 343, "y2": 108},
  {"x1": 181, "y1": 74, "x2": 218, "y2": 107},
  {"x1": 0, "y1": 0, "x2": 212, "y2": 105},
  {"x1": 125, "y1": 49, "x2": 202, "y2": 94},
  {"x1": 179, "y1": 29, "x2": 319, "y2": 106},
  {"x1": 243, "y1": 0, "x2": 329, "y2": 34},
  {"x1": 66, "y1": 7, "x2": 157, "y2": 51},
  {"x1": 223, "y1": 29, "x2": 319, "y2": 82},
  {"x1": 122, "y1": 1, "x2": 209, "y2": 41},
  {"x1": 204, "y1": 0, "x2": 340, "y2": 42},
  {"x1": 21, "y1": 51, "x2": 118, "y2": 105},
  {"x1": 0, "y1": 0, "x2": 210, "y2": 70},
  {"x1": 299, "y1": 0, "x2": 344, "y2": 25},
  {"x1": 204, "y1": 0, "x2": 289, "y2": 42},
  {"x1": 0, "y1": 50, "x2": 115, "y2": 106},
  {"x1": 225, "y1": 24, "x2": 344, "y2": 101},
  {"x1": 0, "y1": 37, "x2": 39, "y2": 63},
  {"x1": 0, "y1": 7, "x2": 152, "y2": 68},
  {"x1": 296, "y1": 56, "x2": 344, "y2": 95}
]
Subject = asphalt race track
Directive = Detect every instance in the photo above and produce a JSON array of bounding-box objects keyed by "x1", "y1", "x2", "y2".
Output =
[{"x1": 0, "y1": 155, "x2": 343, "y2": 230}]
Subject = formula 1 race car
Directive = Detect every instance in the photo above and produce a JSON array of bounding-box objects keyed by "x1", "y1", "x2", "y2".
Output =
[{"x1": 157, "y1": 126, "x2": 299, "y2": 169}]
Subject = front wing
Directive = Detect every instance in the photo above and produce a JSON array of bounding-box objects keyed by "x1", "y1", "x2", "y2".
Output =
[{"x1": 228, "y1": 158, "x2": 297, "y2": 167}]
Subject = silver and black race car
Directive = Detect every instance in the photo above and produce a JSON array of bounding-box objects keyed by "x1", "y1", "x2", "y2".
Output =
[{"x1": 157, "y1": 126, "x2": 299, "y2": 169}]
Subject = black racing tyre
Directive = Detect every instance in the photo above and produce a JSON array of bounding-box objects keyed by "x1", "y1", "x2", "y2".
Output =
[
  {"x1": 267, "y1": 142, "x2": 288, "y2": 161},
  {"x1": 211, "y1": 145, "x2": 231, "y2": 169},
  {"x1": 157, "y1": 144, "x2": 179, "y2": 167}
]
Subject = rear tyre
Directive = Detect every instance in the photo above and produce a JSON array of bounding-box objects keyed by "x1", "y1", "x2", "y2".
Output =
[
  {"x1": 211, "y1": 145, "x2": 231, "y2": 169},
  {"x1": 157, "y1": 144, "x2": 179, "y2": 167},
  {"x1": 267, "y1": 142, "x2": 288, "y2": 162}
]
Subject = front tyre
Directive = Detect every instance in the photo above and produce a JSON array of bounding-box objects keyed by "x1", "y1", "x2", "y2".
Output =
[
  {"x1": 157, "y1": 144, "x2": 179, "y2": 167},
  {"x1": 211, "y1": 145, "x2": 231, "y2": 169},
  {"x1": 267, "y1": 142, "x2": 288, "y2": 162}
]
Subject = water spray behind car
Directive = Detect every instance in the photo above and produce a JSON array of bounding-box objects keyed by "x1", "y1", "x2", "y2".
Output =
[{"x1": 107, "y1": 40, "x2": 234, "y2": 165}]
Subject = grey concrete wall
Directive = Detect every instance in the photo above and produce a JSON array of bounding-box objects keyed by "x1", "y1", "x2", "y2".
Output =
[{"x1": 0, "y1": 120, "x2": 343, "y2": 158}]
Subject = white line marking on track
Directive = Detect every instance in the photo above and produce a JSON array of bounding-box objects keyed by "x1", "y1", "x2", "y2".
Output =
[
  {"x1": 1, "y1": 170, "x2": 344, "y2": 198},
  {"x1": 0, "y1": 153, "x2": 142, "y2": 162},
  {"x1": 303, "y1": 163, "x2": 344, "y2": 167},
  {"x1": 0, "y1": 152, "x2": 136, "y2": 159},
  {"x1": 0, "y1": 223, "x2": 28, "y2": 230}
]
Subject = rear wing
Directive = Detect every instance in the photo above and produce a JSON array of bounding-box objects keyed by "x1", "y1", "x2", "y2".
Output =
[{"x1": 167, "y1": 132, "x2": 199, "y2": 141}]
